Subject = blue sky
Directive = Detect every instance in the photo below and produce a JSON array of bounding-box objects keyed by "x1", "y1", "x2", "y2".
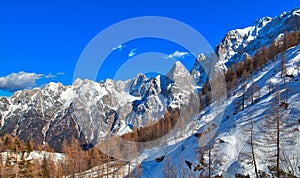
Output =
[{"x1": 0, "y1": 0, "x2": 299, "y2": 96}]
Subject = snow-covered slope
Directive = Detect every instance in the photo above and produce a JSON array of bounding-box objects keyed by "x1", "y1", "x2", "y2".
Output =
[
  {"x1": 128, "y1": 8, "x2": 300, "y2": 177},
  {"x1": 138, "y1": 43, "x2": 300, "y2": 178},
  {"x1": 75, "y1": 29, "x2": 300, "y2": 178},
  {"x1": 1, "y1": 150, "x2": 65, "y2": 164}
]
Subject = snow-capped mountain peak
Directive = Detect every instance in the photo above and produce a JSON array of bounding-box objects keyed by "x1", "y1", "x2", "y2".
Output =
[
  {"x1": 216, "y1": 6, "x2": 300, "y2": 64},
  {"x1": 0, "y1": 61, "x2": 198, "y2": 151}
]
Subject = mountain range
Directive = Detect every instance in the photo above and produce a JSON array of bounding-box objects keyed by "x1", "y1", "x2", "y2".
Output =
[{"x1": 1, "y1": 7, "x2": 300, "y2": 177}]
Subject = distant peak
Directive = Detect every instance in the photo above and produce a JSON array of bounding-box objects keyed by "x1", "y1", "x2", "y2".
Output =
[
  {"x1": 174, "y1": 60, "x2": 183, "y2": 66},
  {"x1": 173, "y1": 61, "x2": 186, "y2": 71},
  {"x1": 136, "y1": 73, "x2": 147, "y2": 79},
  {"x1": 197, "y1": 53, "x2": 206, "y2": 61},
  {"x1": 44, "y1": 82, "x2": 64, "y2": 91},
  {"x1": 72, "y1": 78, "x2": 83, "y2": 87},
  {"x1": 167, "y1": 61, "x2": 189, "y2": 79}
]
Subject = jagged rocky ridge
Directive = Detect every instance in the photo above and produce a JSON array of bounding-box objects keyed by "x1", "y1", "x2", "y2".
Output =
[
  {"x1": 0, "y1": 61, "x2": 200, "y2": 151},
  {"x1": 216, "y1": 7, "x2": 300, "y2": 65}
]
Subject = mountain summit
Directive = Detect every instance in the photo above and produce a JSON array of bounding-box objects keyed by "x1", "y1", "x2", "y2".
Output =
[{"x1": 216, "y1": 7, "x2": 300, "y2": 64}]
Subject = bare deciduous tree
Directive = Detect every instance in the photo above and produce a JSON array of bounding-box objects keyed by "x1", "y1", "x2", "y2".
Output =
[{"x1": 238, "y1": 108, "x2": 259, "y2": 178}]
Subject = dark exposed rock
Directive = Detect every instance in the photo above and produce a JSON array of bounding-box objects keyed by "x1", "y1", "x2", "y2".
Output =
[
  {"x1": 185, "y1": 160, "x2": 193, "y2": 170},
  {"x1": 155, "y1": 155, "x2": 165, "y2": 162}
]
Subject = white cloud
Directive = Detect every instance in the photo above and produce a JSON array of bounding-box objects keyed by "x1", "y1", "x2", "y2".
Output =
[
  {"x1": 128, "y1": 48, "x2": 137, "y2": 57},
  {"x1": 112, "y1": 44, "x2": 125, "y2": 51},
  {"x1": 57, "y1": 72, "x2": 65, "y2": 75},
  {"x1": 0, "y1": 72, "x2": 43, "y2": 92},
  {"x1": 164, "y1": 51, "x2": 190, "y2": 59},
  {"x1": 45, "y1": 73, "x2": 56, "y2": 79}
]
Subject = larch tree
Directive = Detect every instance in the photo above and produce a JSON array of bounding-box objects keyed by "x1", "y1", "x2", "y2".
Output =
[
  {"x1": 238, "y1": 108, "x2": 259, "y2": 178},
  {"x1": 62, "y1": 137, "x2": 88, "y2": 177},
  {"x1": 260, "y1": 90, "x2": 283, "y2": 177},
  {"x1": 258, "y1": 90, "x2": 298, "y2": 177}
]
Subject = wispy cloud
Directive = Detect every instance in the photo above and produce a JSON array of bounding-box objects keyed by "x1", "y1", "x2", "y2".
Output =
[
  {"x1": 112, "y1": 44, "x2": 125, "y2": 51},
  {"x1": 164, "y1": 51, "x2": 190, "y2": 59},
  {"x1": 45, "y1": 73, "x2": 56, "y2": 79},
  {"x1": 57, "y1": 72, "x2": 64, "y2": 75},
  {"x1": 128, "y1": 48, "x2": 137, "y2": 57},
  {"x1": 0, "y1": 72, "x2": 43, "y2": 92}
]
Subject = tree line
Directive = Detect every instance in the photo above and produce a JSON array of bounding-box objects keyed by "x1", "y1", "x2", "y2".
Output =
[
  {"x1": 0, "y1": 134, "x2": 136, "y2": 177},
  {"x1": 200, "y1": 29, "x2": 300, "y2": 110}
]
